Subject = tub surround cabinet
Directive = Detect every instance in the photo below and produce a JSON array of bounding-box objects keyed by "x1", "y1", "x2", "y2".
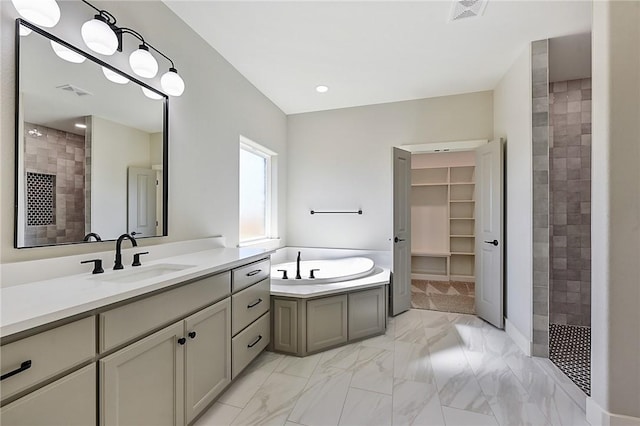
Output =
[
  {"x1": 411, "y1": 162, "x2": 476, "y2": 282},
  {"x1": 271, "y1": 286, "x2": 386, "y2": 356},
  {"x1": 0, "y1": 254, "x2": 271, "y2": 426}
]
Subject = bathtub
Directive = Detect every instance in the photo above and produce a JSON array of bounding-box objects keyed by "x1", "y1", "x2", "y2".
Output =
[
  {"x1": 270, "y1": 256, "x2": 376, "y2": 285},
  {"x1": 269, "y1": 250, "x2": 391, "y2": 356}
]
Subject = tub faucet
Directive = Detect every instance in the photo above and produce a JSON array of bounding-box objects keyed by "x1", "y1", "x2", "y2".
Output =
[
  {"x1": 296, "y1": 251, "x2": 302, "y2": 279},
  {"x1": 114, "y1": 233, "x2": 137, "y2": 270},
  {"x1": 83, "y1": 232, "x2": 102, "y2": 242}
]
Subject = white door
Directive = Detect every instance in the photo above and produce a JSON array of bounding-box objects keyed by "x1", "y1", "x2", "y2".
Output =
[
  {"x1": 475, "y1": 139, "x2": 504, "y2": 328},
  {"x1": 128, "y1": 167, "x2": 157, "y2": 237},
  {"x1": 392, "y1": 147, "x2": 412, "y2": 316}
]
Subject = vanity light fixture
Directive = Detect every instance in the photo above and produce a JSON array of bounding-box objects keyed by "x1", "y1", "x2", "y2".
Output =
[
  {"x1": 316, "y1": 85, "x2": 329, "y2": 93},
  {"x1": 81, "y1": 13, "x2": 119, "y2": 55},
  {"x1": 75, "y1": 123, "x2": 87, "y2": 129},
  {"x1": 11, "y1": 0, "x2": 60, "y2": 28},
  {"x1": 78, "y1": 0, "x2": 185, "y2": 96},
  {"x1": 141, "y1": 87, "x2": 163, "y2": 100},
  {"x1": 50, "y1": 40, "x2": 86, "y2": 64},
  {"x1": 101, "y1": 66, "x2": 129, "y2": 85},
  {"x1": 129, "y1": 44, "x2": 158, "y2": 78}
]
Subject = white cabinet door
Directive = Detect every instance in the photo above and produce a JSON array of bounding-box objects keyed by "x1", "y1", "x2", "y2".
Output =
[
  {"x1": 100, "y1": 322, "x2": 185, "y2": 426},
  {"x1": 0, "y1": 364, "x2": 95, "y2": 426},
  {"x1": 184, "y1": 298, "x2": 231, "y2": 424}
]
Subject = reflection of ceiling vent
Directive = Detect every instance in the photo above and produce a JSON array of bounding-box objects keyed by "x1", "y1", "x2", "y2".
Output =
[
  {"x1": 449, "y1": 0, "x2": 488, "y2": 21},
  {"x1": 56, "y1": 84, "x2": 92, "y2": 97}
]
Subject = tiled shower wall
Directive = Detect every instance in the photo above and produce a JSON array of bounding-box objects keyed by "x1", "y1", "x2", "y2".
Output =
[
  {"x1": 531, "y1": 40, "x2": 550, "y2": 357},
  {"x1": 24, "y1": 122, "x2": 86, "y2": 246},
  {"x1": 549, "y1": 79, "x2": 592, "y2": 326}
]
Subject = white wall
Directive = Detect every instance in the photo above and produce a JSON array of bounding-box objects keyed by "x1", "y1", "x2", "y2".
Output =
[
  {"x1": 493, "y1": 46, "x2": 533, "y2": 344},
  {"x1": 286, "y1": 92, "x2": 493, "y2": 251},
  {"x1": 589, "y1": 0, "x2": 640, "y2": 421},
  {"x1": 0, "y1": 1, "x2": 287, "y2": 264},
  {"x1": 91, "y1": 116, "x2": 152, "y2": 240}
]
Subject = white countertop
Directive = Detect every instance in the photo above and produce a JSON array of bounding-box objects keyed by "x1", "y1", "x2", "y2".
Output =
[
  {"x1": 270, "y1": 267, "x2": 390, "y2": 299},
  {"x1": 0, "y1": 247, "x2": 271, "y2": 339}
]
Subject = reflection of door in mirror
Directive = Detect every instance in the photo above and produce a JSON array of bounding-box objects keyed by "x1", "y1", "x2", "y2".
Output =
[{"x1": 128, "y1": 167, "x2": 157, "y2": 238}]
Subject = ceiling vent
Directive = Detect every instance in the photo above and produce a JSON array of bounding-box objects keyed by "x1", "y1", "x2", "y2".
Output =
[
  {"x1": 449, "y1": 0, "x2": 488, "y2": 22},
  {"x1": 56, "y1": 84, "x2": 92, "y2": 97}
]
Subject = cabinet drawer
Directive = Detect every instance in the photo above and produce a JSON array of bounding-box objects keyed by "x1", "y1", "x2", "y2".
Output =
[
  {"x1": 1, "y1": 317, "x2": 95, "y2": 401},
  {"x1": 232, "y1": 258, "x2": 270, "y2": 292},
  {"x1": 232, "y1": 278, "x2": 270, "y2": 335},
  {"x1": 231, "y1": 312, "x2": 270, "y2": 379},
  {"x1": 0, "y1": 364, "x2": 96, "y2": 426},
  {"x1": 100, "y1": 272, "x2": 230, "y2": 352}
]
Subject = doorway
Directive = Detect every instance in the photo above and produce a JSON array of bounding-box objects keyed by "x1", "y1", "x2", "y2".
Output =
[
  {"x1": 392, "y1": 140, "x2": 504, "y2": 328},
  {"x1": 410, "y1": 150, "x2": 477, "y2": 314}
]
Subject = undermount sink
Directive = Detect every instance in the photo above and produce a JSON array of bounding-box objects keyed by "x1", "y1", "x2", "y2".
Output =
[{"x1": 93, "y1": 264, "x2": 196, "y2": 284}]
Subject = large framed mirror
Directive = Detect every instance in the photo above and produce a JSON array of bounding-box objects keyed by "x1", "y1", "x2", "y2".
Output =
[{"x1": 15, "y1": 19, "x2": 168, "y2": 248}]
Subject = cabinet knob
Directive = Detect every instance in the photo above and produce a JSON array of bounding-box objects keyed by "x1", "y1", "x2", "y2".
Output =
[
  {"x1": 177, "y1": 337, "x2": 186, "y2": 345},
  {"x1": 188, "y1": 331, "x2": 197, "y2": 339}
]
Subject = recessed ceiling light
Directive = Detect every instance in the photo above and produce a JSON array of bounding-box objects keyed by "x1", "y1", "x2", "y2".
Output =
[
  {"x1": 316, "y1": 85, "x2": 329, "y2": 93},
  {"x1": 75, "y1": 123, "x2": 87, "y2": 129}
]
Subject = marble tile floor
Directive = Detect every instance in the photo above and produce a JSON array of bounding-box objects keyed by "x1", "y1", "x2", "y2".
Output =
[{"x1": 195, "y1": 309, "x2": 590, "y2": 426}]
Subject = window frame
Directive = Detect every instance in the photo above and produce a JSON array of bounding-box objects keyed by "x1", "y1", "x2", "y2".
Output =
[{"x1": 239, "y1": 136, "x2": 277, "y2": 245}]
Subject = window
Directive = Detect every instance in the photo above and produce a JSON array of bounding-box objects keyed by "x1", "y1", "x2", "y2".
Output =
[{"x1": 239, "y1": 137, "x2": 276, "y2": 243}]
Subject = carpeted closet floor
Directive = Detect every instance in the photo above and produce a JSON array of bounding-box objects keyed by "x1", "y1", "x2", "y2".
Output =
[{"x1": 411, "y1": 279, "x2": 475, "y2": 315}]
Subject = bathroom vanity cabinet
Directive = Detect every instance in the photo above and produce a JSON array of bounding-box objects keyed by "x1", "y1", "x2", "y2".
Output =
[
  {"x1": 0, "y1": 255, "x2": 271, "y2": 426},
  {"x1": 271, "y1": 285, "x2": 386, "y2": 356}
]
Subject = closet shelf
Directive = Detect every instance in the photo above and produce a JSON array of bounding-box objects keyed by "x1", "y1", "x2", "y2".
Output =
[
  {"x1": 450, "y1": 217, "x2": 475, "y2": 220},
  {"x1": 411, "y1": 251, "x2": 449, "y2": 257},
  {"x1": 411, "y1": 182, "x2": 448, "y2": 187},
  {"x1": 449, "y1": 200, "x2": 475, "y2": 203},
  {"x1": 449, "y1": 182, "x2": 475, "y2": 185},
  {"x1": 451, "y1": 252, "x2": 474, "y2": 256},
  {"x1": 450, "y1": 234, "x2": 474, "y2": 238}
]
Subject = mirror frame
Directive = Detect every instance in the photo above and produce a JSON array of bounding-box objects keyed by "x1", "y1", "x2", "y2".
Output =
[{"x1": 14, "y1": 19, "x2": 169, "y2": 248}]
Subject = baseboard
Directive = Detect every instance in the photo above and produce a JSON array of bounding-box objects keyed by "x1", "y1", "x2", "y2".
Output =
[
  {"x1": 586, "y1": 398, "x2": 640, "y2": 425},
  {"x1": 505, "y1": 318, "x2": 532, "y2": 356}
]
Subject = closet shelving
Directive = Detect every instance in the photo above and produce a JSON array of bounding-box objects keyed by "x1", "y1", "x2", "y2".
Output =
[{"x1": 411, "y1": 164, "x2": 475, "y2": 282}]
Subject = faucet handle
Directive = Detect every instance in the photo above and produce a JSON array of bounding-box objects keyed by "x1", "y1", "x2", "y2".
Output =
[
  {"x1": 132, "y1": 252, "x2": 149, "y2": 267},
  {"x1": 309, "y1": 269, "x2": 320, "y2": 279},
  {"x1": 81, "y1": 259, "x2": 104, "y2": 274},
  {"x1": 276, "y1": 269, "x2": 288, "y2": 279}
]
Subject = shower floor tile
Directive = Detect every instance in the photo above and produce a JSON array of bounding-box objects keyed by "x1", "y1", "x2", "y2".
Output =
[{"x1": 549, "y1": 323, "x2": 591, "y2": 395}]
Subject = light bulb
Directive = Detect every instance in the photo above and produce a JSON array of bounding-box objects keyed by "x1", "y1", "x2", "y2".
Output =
[
  {"x1": 102, "y1": 67, "x2": 129, "y2": 85},
  {"x1": 141, "y1": 87, "x2": 163, "y2": 100},
  {"x1": 160, "y1": 68, "x2": 185, "y2": 96},
  {"x1": 81, "y1": 15, "x2": 118, "y2": 56},
  {"x1": 11, "y1": 0, "x2": 60, "y2": 28},
  {"x1": 129, "y1": 45, "x2": 158, "y2": 78},
  {"x1": 50, "y1": 40, "x2": 86, "y2": 64}
]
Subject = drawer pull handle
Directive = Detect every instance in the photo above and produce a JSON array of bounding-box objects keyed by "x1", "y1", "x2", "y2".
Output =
[
  {"x1": 247, "y1": 298, "x2": 263, "y2": 309},
  {"x1": 1, "y1": 360, "x2": 32, "y2": 381},
  {"x1": 178, "y1": 337, "x2": 187, "y2": 345},
  {"x1": 188, "y1": 331, "x2": 197, "y2": 339},
  {"x1": 247, "y1": 335, "x2": 263, "y2": 348},
  {"x1": 246, "y1": 269, "x2": 262, "y2": 277}
]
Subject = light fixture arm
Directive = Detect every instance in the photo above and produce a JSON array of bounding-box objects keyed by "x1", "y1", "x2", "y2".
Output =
[{"x1": 81, "y1": 0, "x2": 176, "y2": 70}]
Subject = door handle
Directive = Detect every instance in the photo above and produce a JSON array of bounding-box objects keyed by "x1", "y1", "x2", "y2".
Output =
[
  {"x1": 394, "y1": 237, "x2": 406, "y2": 243},
  {"x1": 484, "y1": 239, "x2": 499, "y2": 246},
  {"x1": 131, "y1": 231, "x2": 142, "y2": 236}
]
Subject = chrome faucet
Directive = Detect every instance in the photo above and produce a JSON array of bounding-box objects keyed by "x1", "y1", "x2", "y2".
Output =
[
  {"x1": 114, "y1": 234, "x2": 137, "y2": 270},
  {"x1": 295, "y1": 251, "x2": 302, "y2": 279}
]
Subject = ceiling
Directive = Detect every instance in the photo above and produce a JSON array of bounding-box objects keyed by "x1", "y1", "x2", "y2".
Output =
[{"x1": 164, "y1": 1, "x2": 592, "y2": 115}]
